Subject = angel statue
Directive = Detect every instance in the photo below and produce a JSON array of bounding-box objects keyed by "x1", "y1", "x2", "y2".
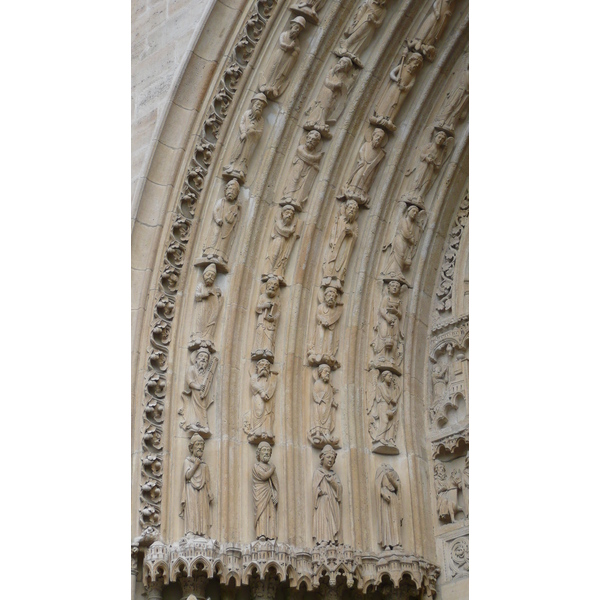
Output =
[
  {"x1": 381, "y1": 203, "x2": 426, "y2": 281},
  {"x1": 403, "y1": 129, "x2": 454, "y2": 206}
]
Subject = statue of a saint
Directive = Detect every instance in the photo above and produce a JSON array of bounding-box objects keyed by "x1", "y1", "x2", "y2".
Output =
[
  {"x1": 433, "y1": 64, "x2": 468, "y2": 133},
  {"x1": 434, "y1": 462, "x2": 464, "y2": 523},
  {"x1": 431, "y1": 363, "x2": 448, "y2": 405},
  {"x1": 312, "y1": 445, "x2": 342, "y2": 545},
  {"x1": 303, "y1": 57, "x2": 354, "y2": 138},
  {"x1": 370, "y1": 50, "x2": 423, "y2": 131},
  {"x1": 375, "y1": 464, "x2": 402, "y2": 549},
  {"x1": 382, "y1": 204, "x2": 425, "y2": 280},
  {"x1": 260, "y1": 17, "x2": 306, "y2": 99},
  {"x1": 408, "y1": 0, "x2": 456, "y2": 61},
  {"x1": 252, "y1": 441, "x2": 279, "y2": 540},
  {"x1": 367, "y1": 370, "x2": 401, "y2": 453},
  {"x1": 180, "y1": 435, "x2": 214, "y2": 536},
  {"x1": 308, "y1": 286, "x2": 344, "y2": 368},
  {"x1": 371, "y1": 280, "x2": 404, "y2": 369},
  {"x1": 244, "y1": 359, "x2": 278, "y2": 444},
  {"x1": 251, "y1": 277, "x2": 281, "y2": 362},
  {"x1": 340, "y1": 128, "x2": 386, "y2": 207},
  {"x1": 308, "y1": 364, "x2": 340, "y2": 449},
  {"x1": 281, "y1": 131, "x2": 324, "y2": 211},
  {"x1": 291, "y1": 0, "x2": 327, "y2": 25},
  {"x1": 404, "y1": 129, "x2": 453, "y2": 205},
  {"x1": 322, "y1": 199, "x2": 359, "y2": 286},
  {"x1": 334, "y1": 0, "x2": 387, "y2": 68},
  {"x1": 263, "y1": 205, "x2": 299, "y2": 281},
  {"x1": 222, "y1": 93, "x2": 268, "y2": 183},
  {"x1": 190, "y1": 263, "x2": 222, "y2": 349},
  {"x1": 179, "y1": 347, "x2": 218, "y2": 437},
  {"x1": 198, "y1": 179, "x2": 241, "y2": 271}
]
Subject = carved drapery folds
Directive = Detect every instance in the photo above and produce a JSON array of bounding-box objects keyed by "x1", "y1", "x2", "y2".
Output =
[
  {"x1": 308, "y1": 364, "x2": 340, "y2": 449},
  {"x1": 433, "y1": 461, "x2": 466, "y2": 524},
  {"x1": 376, "y1": 464, "x2": 402, "y2": 549},
  {"x1": 313, "y1": 445, "x2": 343, "y2": 546},
  {"x1": 367, "y1": 369, "x2": 401, "y2": 454},
  {"x1": 308, "y1": 286, "x2": 344, "y2": 369},
  {"x1": 407, "y1": 0, "x2": 456, "y2": 62},
  {"x1": 263, "y1": 204, "x2": 300, "y2": 283},
  {"x1": 252, "y1": 277, "x2": 281, "y2": 362},
  {"x1": 252, "y1": 441, "x2": 279, "y2": 540},
  {"x1": 244, "y1": 359, "x2": 278, "y2": 444}
]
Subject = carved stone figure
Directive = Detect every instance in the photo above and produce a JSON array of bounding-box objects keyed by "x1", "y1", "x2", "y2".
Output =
[
  {"x1": 198, "y1": 179, "x2": 241, "y2": 272},
  {"x1": 252, "y1": 277, "x2": 281, "y2": 362},
  {"x1": 404, "y1": 130, "x2": 454, "y2": 206},
  {"x1": 263, "y1": 205, "x2": 299, "y2": 281},
  {"x1": 252, "y1": 441, "x2": 279, "y2": 540},
  {"x1": 244, "y1": 359, "x2": 278, "y2": 444},
  {"x1": 407, "y1": 0, "x2": 456, "y2": 61},
  {"x1": 281, "y1": 131, "x2": 324, "y2": 211},
  {"x1": 322, "y1": 199, "x2": 359, "y2": 287},
  {"x1": 179, "y1": 347, "x2": 219, "y2": 437},
  {"x1": 462, "y1": 454, "x2": 469, "y2": 518},
  {"x1": 308, "y1": 287, "x2": 344, "y2": 369},
  {"x1": 312, "y1": 445, "x2": 342, "y2": 545},
  {"x1": 434, "y1": 463, "x2": 464, "y2": 523},
  {"x1": 431, "y1": 363, "x2": 448, "y2": 405},
  {"x1": 433, "y1": 64, "x2": 468, "y2": 133},
  {"x1": 381, "y1": 204, "x2": 425, "y2": 281},
  {"x1": 189, "y1": 264, "x2": 222, "y2": 349},
  {"x1": 260, "y1": 17, "x2": 306, "y2": 100},
  {"x1": 367, "y1": 370, "x2": 401, "y2": 454},
  {"x1": 339, "y1": 128, "x2": 386, "y2": 207},
  {"x1": 334, "y1": 0, "x2": 387, "y2": 68},
  {"x1": 309, "y1": 364, "x2": 340, "y2": 449},
  {"x1": 303, "y1": 57, "x2": 354, "y2": 138},
  {"x1": 222, "y1": 93, "x2": 268, "y2": 183},
  {"x1": 370, "y1": 50, "x2": 423, "y2": 132},
  {"x1": 291, "y1": 0, "x2": 327, "y2": 25},
  {"x1": 375, "y1": 464, "x2": 402, "y2": 549},
  {"x1": 180, "y1": 435, "x2": 214, "y2": 536},
  {"x1": 371, "y1": 280, "x2": 405, "y2": 370}
]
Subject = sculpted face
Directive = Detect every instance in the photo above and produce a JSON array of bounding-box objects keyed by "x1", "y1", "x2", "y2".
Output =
[
  {"x1": 192, "y1": 439, "x2": 205, "y2": 458},
  {"x1": 434, "y1": 464, "x2": 446, "y2": 477},
  {"x1": 258, "y1": 359, "x2": 271, "y2": 378},
  {"x1": 197, "y1": 351, "x2": 210, "y2": 370},
  {"x1": 290, "y1": 23, "x2": 302, "y2": 38},
  {"x1": 204, "y1": 270, "x2": 216, "y2": 286},
  {"x1": 408, "y1": 206, "x2": 419, "y2": 219},
  {"x1": 259, "y1": 446, "x2": 272, "y2": 463},
  {"x1": 388, "y1": 281, "x2": 401, "y2": 295},
  {"x1": 226, "y1": 180, "x2": 240, "y2": 200},
  {"x1": 435, "y1": 131, "x2": 447, "y2": 146},
  {"x1": 322, "y1": 451, "x2": 336, "y2": 469},
  {"x1": 252, "y1": 99, "x2": 266, "y2": 117},
  {"x1": 325, "y1": 287, "x2": 337, "y2": 307},
  {"x1": 346, "y1": 200, "x2": 358, "y2": 221},
  {"x1": 266, "y1": 279, "x2": 279, "y2": 296},
  {"x1": 372, "y1": 129, "x2": 385, "y2": 148},
  {"x1": 383, "y1": 371, "x2": 393, "y2": 384},
  {"x1": 320, "y1": 365, "x2": 331, "y2": 383},
  {"x1": 282, "y1": 207, "x2": 294, "y2": 224},
  {"x1": 306, "y1": 130, "x2": 321, "y2": 149}
]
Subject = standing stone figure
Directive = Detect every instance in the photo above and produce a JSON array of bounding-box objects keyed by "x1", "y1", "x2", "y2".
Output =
[
  {"x1": 244, "y1": 359, "x2": 278, "y2": 444},
  {"x1": 404, "y1": 129, "x2": 453, "y2": 205},
  {"x1": 252, "y1": 277, "x2": 281, "y2": 362},
  {"x1": 371, "y1": 280, "x2": 404, "y2": 369},
  {"x1": 252, "y1": 441, "x2": 279, "y2": 540},
  {"x1": 179, "y1": 347, "x2": 218, "y2": 437},
  {"x1": 433, "y1": 64, "x2": 469, "y2": 133},
  {"x1": 462, "y1": 454, "x2": 469, "y2": 518},
  {"x1": 431, "y1": 362, "x2": 448, "y2": 405},
  {"x1": 180, "y1": 435, "x2": 214, "y2": 536},
  {"x1": 370, "y1": 50, "x2": 423, "y2": 131},
  {"x1": 408, "y1": 0, "x2": 456, "y2": 61},
  {"x1": 304, "y1": 57, "x2": 354, "y2": 137},
  {"x1": 312, "y1": 445, "x2": 342, "y2": 545},
  {"x1": 340, "y1": 128, "x2": 386, "y2": 207},
  {"x1": 381, "y1": 204, "x2": 424, "y2": 280},
  {"x1": 260, "y1": 17, "x2": 306, "y2": 100},
  {"x1": 281, "y1": 131, "x2": 324, "y2": 211},
  {"x1": 309, "y1": 364, "x2": 340, "y2": 449},
  {"x1": 190, "y1": 263, "x2": 222, "y2": 349},
  {"x1": 308, "y1": 286, "x2": 344, "y2": 368},
  {"x1": 199, "y1": 179, "x2": 241, "y2": 271},
  {"x1": 222, "y1": 93, "x2": 268, "y2": 183},
  {"x1": 291, "y1": 0, "x2": 327, "y2": 24},
  {"x1": 263, "y1": 205, "x2": 299, "y2": 281},
  {"x1": 367, "y1": 370, "x2": 401, "y2": 453},
  {"x1": 434, "y1": 462, "x2": 464, "y2": 523},
  {"x1": 334, "y1": 0, "x2": 387, "y2": 68},
  {"x1": 322, "y1": 199, "x2": 359, "y2": 286},
  {"x1": 375, "y1": 464, "x2": 402, "y2": 549}
]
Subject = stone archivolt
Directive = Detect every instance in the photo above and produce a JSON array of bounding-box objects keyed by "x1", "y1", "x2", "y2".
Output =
[{"x1": 132, "y1": 1, "x2": 469, "y2": 598}]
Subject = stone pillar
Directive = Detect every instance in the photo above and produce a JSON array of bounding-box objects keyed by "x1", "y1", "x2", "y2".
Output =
[
  {"x1": 180, "y1": 575, "x2": 208, "y2": 600},
  {"x1": 250, "y1": 576, "x2": 278, "y2": 600},
  {"x1": 146, "y1": 580, "x2": 164, "y2": 600}
]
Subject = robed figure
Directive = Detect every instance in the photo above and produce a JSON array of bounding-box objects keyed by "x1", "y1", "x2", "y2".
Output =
[
  {"x1": 376, "y1": 464, "x2": 402, "y2": 549},
  {"x1": 251, "y1": 277, "x2": 281, "y2": 362},
  {"x1": 191, "y1": 263, "x2": 222, "y2": 347},
  {"x1": 244, "y1": 359, "x2": 278, "y2": 444},
  {"x1": 180, "y1": 435, "x2": 214, "y2": 536},
  {"x1": 308, "y1": 364, "x2": 340, "y2": 449},
  {"x1": 252, "y1": 441, "x2": 279, "y2": 540},
  {"x1": 433, "y1": 64, "x2": 469, "y2": 133},
  {"x1": 312, "y1": 445, "x2": 342, "y2": 545},
  {"x1": 322, "y1": 200, "x2": 359, "y2": 284},
  {"x1": 367, "y1": 370, "x2": 401, "y2": 453},
  {"x1": 334, "y1": 0, "x2": 387, "y2": 68},
  {"x1": 308, "y1": 286, "x2": 344, "y2": 368},
  {"x1": 371, "y1": 280, "x2": 404, "y2": 368},
  {"x1": 408, "y1": 0, "x2": 455, "y2": 61},
  {"x1": 263, "y1": 205, "x2": 298, "y2": 280},
  {"x1": 382, "y1": 204, "x2": 424, "y2": 280}
]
